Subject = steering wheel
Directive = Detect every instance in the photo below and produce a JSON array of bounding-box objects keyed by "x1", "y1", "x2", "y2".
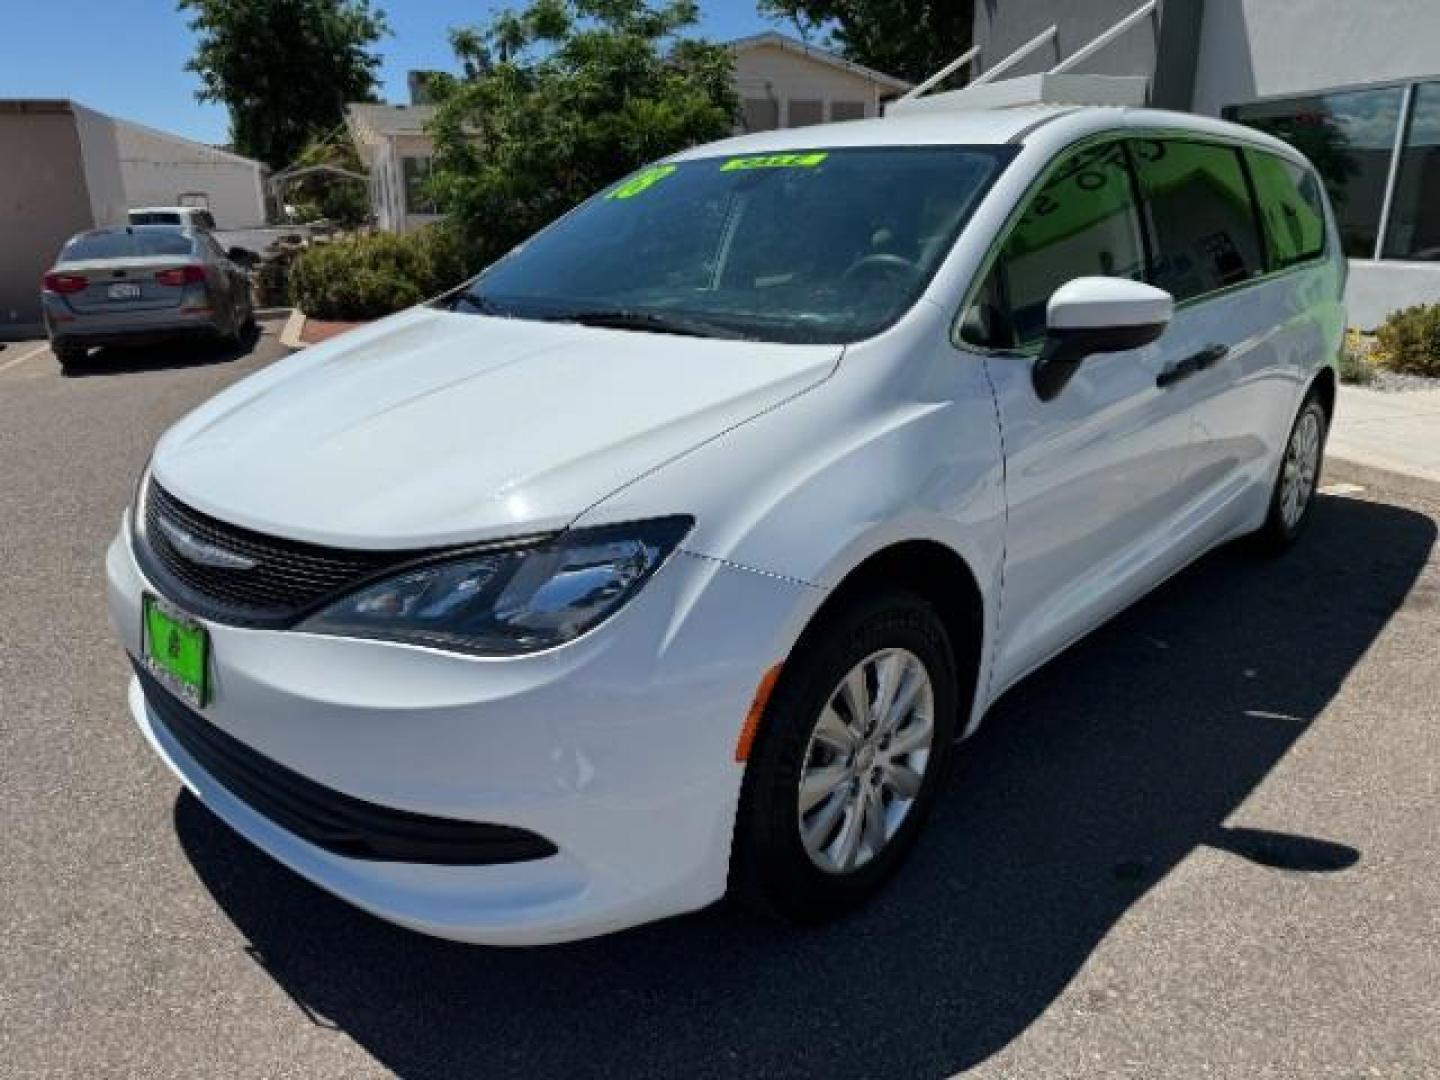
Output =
[{"x1": 841, "y1": 252, "x2": 921, "y2": 286}]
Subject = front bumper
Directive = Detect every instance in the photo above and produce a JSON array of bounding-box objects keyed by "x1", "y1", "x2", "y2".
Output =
[{"x1": 107, "y1": 518, "x2": 815, "y2": 945}]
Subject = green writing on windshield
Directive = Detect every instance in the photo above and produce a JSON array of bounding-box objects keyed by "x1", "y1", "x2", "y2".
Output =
[
  {"x1": 605, "y1": 164, "x2": 677, "y2": 200},
  {"x1": 720, "y1": 152, "x2": 829, "y2": 172}
]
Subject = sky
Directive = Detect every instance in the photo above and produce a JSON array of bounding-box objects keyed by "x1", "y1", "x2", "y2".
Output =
[{"x1": 0, "y1": 0, "x2": 778, "y2": 147}]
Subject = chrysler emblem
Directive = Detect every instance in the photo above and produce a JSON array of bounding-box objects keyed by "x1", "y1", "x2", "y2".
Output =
[{"x1": 155, "y1": 517, "x2": 259, "y2": 571}]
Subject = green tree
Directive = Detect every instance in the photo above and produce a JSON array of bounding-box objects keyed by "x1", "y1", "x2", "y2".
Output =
[
  {"x1": 180, "y1": 0, "x2": 388, "y2": 169},
  {"x1": 429, "y1": 0, "x2": 737, "y2": 265},
  {"x1": 758, "y1": 0, "x2": 973, "y2": 85}
]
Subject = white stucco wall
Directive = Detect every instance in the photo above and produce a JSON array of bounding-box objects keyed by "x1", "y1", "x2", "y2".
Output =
[
  {"x1": 732, "y1": 42, "x2": 894, "y2": 126},
  {"x1": 1192, "y1": 0, "x2": 1440, "y2": 116},
  {"x1": 71, "y1": 104, "x2": 127, "y2": 228},
  {"x1": 114, "y1": 119, "x2": 267, "y2": 228}
]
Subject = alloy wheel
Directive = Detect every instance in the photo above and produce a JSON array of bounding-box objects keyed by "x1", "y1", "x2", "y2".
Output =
[
  {"x1": 797, "y1": 648, "x2": 935, "y2": 874},
  {"x1": 1280, "y1": 408, "x2": 1322, "y2": 529}
]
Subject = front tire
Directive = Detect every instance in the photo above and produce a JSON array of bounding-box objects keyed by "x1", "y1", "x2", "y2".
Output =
[
  {"x1": 730, "y1": 588, "x2": 958, "y2": 923},
  {"x1": 1254, "y1": 388, "x2": 1329, "y2": 551}
]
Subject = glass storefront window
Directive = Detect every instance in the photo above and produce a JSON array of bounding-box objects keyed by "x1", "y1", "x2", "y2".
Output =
[
  {"x1": 1382, "y1": 82, "x2": 1440, "y2": 259},
  {"x1": 1228, "y1": 87, "x2": 1404, "y2": 258}
]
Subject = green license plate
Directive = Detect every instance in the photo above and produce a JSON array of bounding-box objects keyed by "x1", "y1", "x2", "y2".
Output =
[{"x1": 142, "y1": 594, "x2": 210, "y2": 708}]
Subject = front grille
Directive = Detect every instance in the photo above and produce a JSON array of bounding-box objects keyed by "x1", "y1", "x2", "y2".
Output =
[
  {"x1": 138, "y1": 480, "x2": 436, "y2": 627},
  {"x1": 136, "y1": 663, "x2": 559, "y2": 866}
]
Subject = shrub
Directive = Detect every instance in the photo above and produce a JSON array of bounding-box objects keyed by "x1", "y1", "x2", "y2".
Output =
[
  {"x1": 1338, "y1": 328, "x2": 1375, "y2": 385},
  {"x1": 1374, "y1": 303, "x2": 1440, "y2": 376},
  {"x1": 287, "y1": 227, "x2": 470, "y2": 321}
]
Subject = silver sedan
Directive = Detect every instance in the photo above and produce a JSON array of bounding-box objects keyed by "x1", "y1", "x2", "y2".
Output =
[{"x1": 42, "y1": 225, "x2": 255, "y2": 369}]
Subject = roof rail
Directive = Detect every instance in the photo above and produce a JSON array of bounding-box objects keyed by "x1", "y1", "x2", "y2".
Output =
[{"x1": 886, "y1": 73, "x2": 1148, "y2": 117}]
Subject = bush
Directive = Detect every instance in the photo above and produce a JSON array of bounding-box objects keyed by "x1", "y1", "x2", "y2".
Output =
[
  {"x1": 287, "y1": 227, "x2": 470, "y2": 321},
  {"x1": 1338, "y1": 328, "x2": 1375, "y2": 385},
  {"x1": 1374, "y1": 303, "x2": 1440, "y2": 376}
]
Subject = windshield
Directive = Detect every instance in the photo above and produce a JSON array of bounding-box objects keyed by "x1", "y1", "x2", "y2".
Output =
[
  {"x1": 62, "y1": 230, "x2": 195, "y2": 260},
  {"x1": 448, "y1": 146, "x2": 1014, "y2": 344}
]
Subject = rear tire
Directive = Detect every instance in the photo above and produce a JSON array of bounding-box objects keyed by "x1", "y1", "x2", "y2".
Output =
[
  {"x1": 54, "y1": 344, "x2": 86, "y2": 371},
  {"x1": 1254, "y1": 388, "x2": 1329, "y2": 552},
  {"x1": 730, "y1": 588, "x2": 958, "y2": 923}
]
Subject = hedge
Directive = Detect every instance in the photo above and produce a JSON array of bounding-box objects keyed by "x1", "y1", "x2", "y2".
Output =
[{"x1": 287, "y1": 227, "x2": 469, "y2": 321}]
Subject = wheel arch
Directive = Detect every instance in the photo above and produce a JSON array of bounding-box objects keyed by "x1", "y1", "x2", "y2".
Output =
[{"x1": 792, "y1": 539, "x2": 987, "y2": 737}]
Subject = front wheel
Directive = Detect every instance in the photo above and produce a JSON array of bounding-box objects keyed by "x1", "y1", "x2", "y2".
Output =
[
  {"x1": 1254, "y1": 389, "x2": 1329, "y2": 551},
  {"x1": 730, "y1": 589, "x2": 958, "y2": 922}
]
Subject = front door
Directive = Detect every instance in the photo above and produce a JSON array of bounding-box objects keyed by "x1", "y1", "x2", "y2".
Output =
[{"x1": 958, "y1": 140, "x2": 1201, "y2": 696}]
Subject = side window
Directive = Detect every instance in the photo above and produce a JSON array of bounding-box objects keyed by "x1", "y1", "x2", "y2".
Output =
[
  {"x1": 964, "y1": 141, "x2": 1146, "y2": 349},
  {"x1": 1130, "y1": 138, "x2": 1265, "y2": 301},
  {"x1": 1246, "y1": 149, "x2": 1326, "y2": 268}
]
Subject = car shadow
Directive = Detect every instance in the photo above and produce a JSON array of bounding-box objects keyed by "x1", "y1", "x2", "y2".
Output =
[
  {"x1": 174, "y1": 492, "x2": 1433, "y2": 1079},
  {"x1": 61, "y1": 324, "x2": 262, "y2": 377}
]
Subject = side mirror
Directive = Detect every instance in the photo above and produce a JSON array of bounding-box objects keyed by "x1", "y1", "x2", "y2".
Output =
[
  {"x1": 227, "y1": 246, "x2": 258, "y2": 269},
  {"x1": 1033, "y1": 277, "x2": 1173, "y2": 401}
]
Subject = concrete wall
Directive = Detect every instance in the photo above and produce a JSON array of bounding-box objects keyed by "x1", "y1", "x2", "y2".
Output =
[
  {"x1": 970, "y1": 0, "x2": 1206, "y2": 109},
  {"x1": 0, "y1": 102, "x2": 120, "y2": 337},
  {"x1": 1192, "y1": 0, "x2": 1440, "y2": 116},
  {"x1": 732, "y1": 42, "x2": 891, "y2": 128},
  {"x1": 972, "y1": 0, "x2": 1154, "y2": 82},
  {"x1": 72, "y1": 104, "x2": 127, "y2": 228},
  {"x1": 115, "y1": 119, "x2": 266, "y2": 228},
  {"x1": 1345, "y1": 261, "x2": 1440, "y2": 329}
]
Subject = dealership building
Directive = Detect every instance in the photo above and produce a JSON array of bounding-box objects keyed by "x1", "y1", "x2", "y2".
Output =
[{"x1": 969, "y1": 0, "x2": 1440, "y2": 326}]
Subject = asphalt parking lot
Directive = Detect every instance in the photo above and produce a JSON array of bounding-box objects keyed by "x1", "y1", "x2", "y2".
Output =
[{"x1": 1, "y1": 330, "x2": 1437, "y2": 1078}]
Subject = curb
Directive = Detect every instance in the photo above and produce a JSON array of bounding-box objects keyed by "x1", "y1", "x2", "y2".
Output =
[
  {"x1": 278, "y1": 309, "x2": 308, "y2": 350},
  {"x1": 1324, "y1": 454, "x2": 1440, "y2": 502}
]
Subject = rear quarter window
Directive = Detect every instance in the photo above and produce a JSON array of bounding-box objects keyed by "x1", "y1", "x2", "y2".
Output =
[{"x1": 1245, "y1": 150, "x2": 1327, "y2": 267}]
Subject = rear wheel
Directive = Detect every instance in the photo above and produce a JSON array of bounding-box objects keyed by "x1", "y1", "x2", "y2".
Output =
[
  {"x1": 730, "y1": 589, "x2": 958, "y2": 922},
  {"x1": 53, "y1": 344, "x2": 86, "y2": 371},
  {"x1": 219, "y1": 305, "x2": 243, "y2": 348},
  {"x1": 1254, "y1": 388, "x2": 1328, "y2": 551}
]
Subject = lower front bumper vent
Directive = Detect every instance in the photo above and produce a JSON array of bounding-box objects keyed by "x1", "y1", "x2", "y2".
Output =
[{"x1": 135, "y1": 663, "x2": 558, "y2": 867}]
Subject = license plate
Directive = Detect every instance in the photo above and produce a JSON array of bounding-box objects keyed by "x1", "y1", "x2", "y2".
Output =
[
  {"x1": 108, "y1": 282, "x2": 142, "y2": 300},
  {"x1": 142, "y1": 594, "x2": 210, "y2": 708}
]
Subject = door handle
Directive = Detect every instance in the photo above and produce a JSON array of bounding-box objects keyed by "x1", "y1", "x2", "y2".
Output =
[{"x1": 1156, "y1": 343, "x2": 1230, "y2": 388}]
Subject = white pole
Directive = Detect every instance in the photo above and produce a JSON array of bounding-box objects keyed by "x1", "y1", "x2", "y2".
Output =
[
  {"x1": 899, "y1": 45, "x2": 982, "y2": 102},
  {"x1": 1050, "y1": 0, "x2": 1159, "y2": 74},
  {"x1": 972, "y1": 26, "x2": 1059, "y2": 86}
]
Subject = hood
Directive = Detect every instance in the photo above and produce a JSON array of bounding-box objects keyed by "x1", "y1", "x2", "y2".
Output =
[{"x1": 153, "y1": 307, "x2": 839, "y2": 548}]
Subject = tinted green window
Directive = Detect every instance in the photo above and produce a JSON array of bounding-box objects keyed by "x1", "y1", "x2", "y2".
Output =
[
  {"x1": 1131, "y1": 139, "x2": 1264, "y2": 302},
  {"x1": 988, "y1": 142, "x2": 1147, "y2": 348},
  {"x1": 1246, "y1": 150, "x2": 1327, "y2": 267}
]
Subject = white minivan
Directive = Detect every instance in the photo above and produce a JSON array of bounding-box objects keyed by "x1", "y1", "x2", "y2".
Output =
[{"x1": 107, "y1": 96, "x2": 1343, "y2": 945}]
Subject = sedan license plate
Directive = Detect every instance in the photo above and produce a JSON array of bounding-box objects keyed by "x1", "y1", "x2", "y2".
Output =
[
  {"x1": 142, "y1": 594, "x2": 210, "y2": 708},
  {"x1": 108, "y1": 282, "x2": 142, "y2": 300}
]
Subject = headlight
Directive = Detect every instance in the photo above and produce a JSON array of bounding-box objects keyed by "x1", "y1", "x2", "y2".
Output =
[{"x1": 296, "y1": 517, "x2": 693, "y2": 655}]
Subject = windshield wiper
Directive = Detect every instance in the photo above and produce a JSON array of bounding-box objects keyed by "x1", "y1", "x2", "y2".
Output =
[
  {"x1": 555, "y1": 308, "x2": 752, "y2": 340},
  {"x1": 448, "y1": 289, "x2": 509, "y2": 316}
]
